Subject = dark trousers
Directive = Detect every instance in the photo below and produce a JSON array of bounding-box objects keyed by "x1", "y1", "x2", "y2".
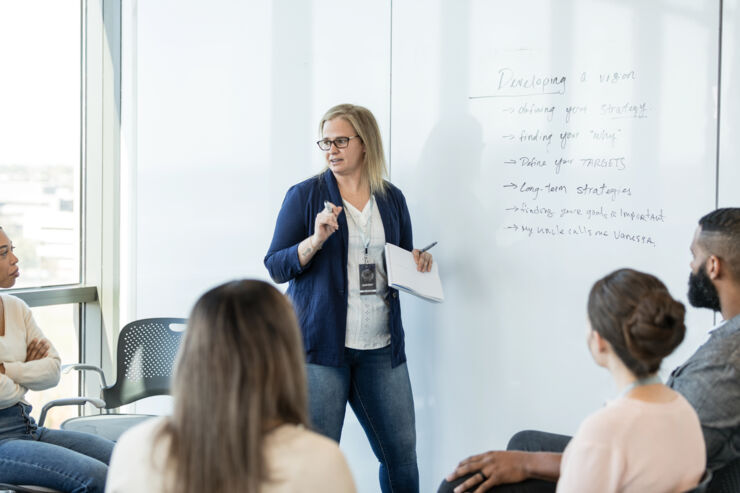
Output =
[
  {"x1": 437, "y1": 430, "x2": 572, "y2": 493},
  {"x1": 710, "y1": 458, "x2": 740, "y2": 493}
]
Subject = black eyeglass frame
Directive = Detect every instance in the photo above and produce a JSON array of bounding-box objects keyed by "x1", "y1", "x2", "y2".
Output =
[{"x1": 316, "y1": 135, "x2": 360, "y2": 151}]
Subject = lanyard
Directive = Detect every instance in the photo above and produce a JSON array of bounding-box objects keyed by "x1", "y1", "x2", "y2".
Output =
[
  {"x1": 344, "y1": 197, "x2": 374, "y2": 259},
  {"x1": 617, "y1": 374, "x2": 662, "y2": 399}
]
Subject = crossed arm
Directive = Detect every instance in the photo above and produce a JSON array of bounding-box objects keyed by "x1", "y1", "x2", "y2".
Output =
[
  {"x1": 0, "y1": 338, "x2": 54, "y2": 407},
  {"x1": 0, "y1": 338, "x2": 50, "y2": 374}
]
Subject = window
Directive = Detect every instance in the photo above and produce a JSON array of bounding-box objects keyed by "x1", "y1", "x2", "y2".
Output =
[
  {"x1": 1, "y1": 0, "x2": 116, "y2": 420},
  {"x1": 0, "y1": 0, "x2": 82, "y2": 288}
]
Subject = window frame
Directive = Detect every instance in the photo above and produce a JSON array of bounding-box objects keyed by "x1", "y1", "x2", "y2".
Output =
[{"x1": 5, "y1": 0, "x2": 122, "y2": 412}]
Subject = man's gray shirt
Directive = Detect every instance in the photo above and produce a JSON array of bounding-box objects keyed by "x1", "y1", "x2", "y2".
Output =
[{"x1": 668, "y1": 313, "x2": 740, "y2": 471}]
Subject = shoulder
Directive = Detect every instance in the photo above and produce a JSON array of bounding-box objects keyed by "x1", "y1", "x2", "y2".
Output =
[
  {"x1": 288, "y1": 174, "x2": 325, "y2": 196},
  {"x1": 0, "y1": 294, "x2": 30, "y2": 313},
  {"x1": 383, "y1": 180, "x2": 403, "y2": 194},
  {"x1": 114, "y1": 416, "x2": 167, "y2": 456},
  {"x1": 700, "y1": 316, "x2": 740, "y2": 363},
  {"x1": 376, "y1": 181, "x2": 409, "y2": 213},
  {"x1": 381, "y1": 180, "x2": 406, "y2": 200},
  {"x1": 269, "y1": 424, "x2": 346, "y2": 460},
  {"x1": 575, "y1": 401, "x2": 634, "y2": 441},
  {"x1": 572, "y1": 397, "x2": 680, "y2": 445},
  {"x1": 670, "y1": 391, "x2": 702, "y2": 415},
  {"x1": 575, "y1": 395, "x2": 702, "y2": 445},
  {"x1": 563, "y1": 403, "x2": 634, "y2": 475},
  {"x1": 280, "y1": 175, "x2": 326, "y2": 210},
  {"x1": 0, "y1": 294, "x2": 32, "y2": 326},
  {"x1": 267, "y1": 425, "x2": 355, "y2": 490},
  {"x1": 715, "y1": 322, "x2": 740, "y2": 370},
  {"x1": 672, "y1": 335, "x2": 740, "y2": 422},
  {"x1": 108, "y1": 417, "x2": 169, "y2": 492},
  {"x1": 674, "y1": 326, "x2": 740, "y2": 386}
]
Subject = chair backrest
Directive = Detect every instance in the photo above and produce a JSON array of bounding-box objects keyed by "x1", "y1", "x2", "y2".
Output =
[
  {"x1": 102, "y1": 317, "x2": 187, "y2": 409},
  {"x1": 708, "y1": 459, "x2": 740, "y2": 493},
  {"x1": 684, "y1": 469, "x2": 713, "y2": 493}
]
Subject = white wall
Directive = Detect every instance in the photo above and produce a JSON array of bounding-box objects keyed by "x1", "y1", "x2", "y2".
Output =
[
  {"x1": 131, "y1": 0, "x2": 390, "y2": 319},
  {"x1": 720, "y1": 0, "x2": 740, "y2": 207},
  {"x1": 125, "y1": 0, "x2": 393, "y2": 489}
]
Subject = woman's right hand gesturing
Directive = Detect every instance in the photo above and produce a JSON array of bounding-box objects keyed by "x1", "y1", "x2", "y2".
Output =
[
  {"x1": 313, "y1": 202, "x2": 342, "y2": 247},
  {"x1": 298, "y1": 202, "x2": 343, "y2": 267}
]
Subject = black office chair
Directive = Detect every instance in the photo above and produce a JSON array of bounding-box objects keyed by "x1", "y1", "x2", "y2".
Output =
[
  {"x1": 684, "y1": 469, "x2": 713, "y2": 493},
  {"x1": 708, "y1": 459, "x2": 740, "y2": 493},
  {"x1": 38, "y1": 317, "x2": 187, "y2": 442}
]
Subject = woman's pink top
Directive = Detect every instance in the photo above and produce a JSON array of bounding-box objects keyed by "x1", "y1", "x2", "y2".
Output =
[{"x1": 557, "y1": 392, "x2": 705, "y2": 493}]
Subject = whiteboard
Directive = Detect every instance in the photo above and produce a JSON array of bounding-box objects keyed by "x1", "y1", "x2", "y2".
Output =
[{"x1": 390, "y1": 0, "x2": 720, "y2": 487}]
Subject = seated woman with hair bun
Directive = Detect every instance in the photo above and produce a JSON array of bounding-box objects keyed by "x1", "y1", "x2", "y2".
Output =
[
  {"x1": 441, "y1": 268, "x2": 705, "y2": 493},
  {"x1": 554, "y1": 268, "x2": 706, "y2": 492}
]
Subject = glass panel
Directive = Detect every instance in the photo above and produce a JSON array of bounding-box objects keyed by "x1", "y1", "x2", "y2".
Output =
[
  {"x1": 25, "y1": 304, "x2": 80, "y2": 429},
  {"x1": 0, "y1": 1, "x2": 82, "y2": 287}
]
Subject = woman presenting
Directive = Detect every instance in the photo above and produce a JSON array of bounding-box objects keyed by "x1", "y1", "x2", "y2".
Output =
[{"x1": 265, "y1": 103, "x2": 431, "y2": 493}]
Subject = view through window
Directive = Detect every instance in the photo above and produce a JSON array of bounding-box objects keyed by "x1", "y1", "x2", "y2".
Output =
[
  {"x1": 0, "y1": 0, "x2": 82, "y2": 288},
  {"x1": 1, "y1": 1, "x2": 84, "y2": 422}
]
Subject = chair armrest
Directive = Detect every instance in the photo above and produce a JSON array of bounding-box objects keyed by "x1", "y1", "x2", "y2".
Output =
[
  {"x1": 0, "y1": 484, "x2": 62, "y2": 492},
  {"x1": 38, "y1": 397, "x2": 107, "y2": 427},
  {"x1": 0, "y1": 484, "x2": 52, "y2": 492},
  {"x1": 62, "y1": 363, "x2": 108, "y2": 388}
]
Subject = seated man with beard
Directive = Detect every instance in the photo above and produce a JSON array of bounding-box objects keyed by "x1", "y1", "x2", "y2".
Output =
[
  {"x1": 440, "y1": 207, "x2": 740, "y2": 493},
  {"x1": 671, "y1": 207, "x2": 740, "y2": 473}
]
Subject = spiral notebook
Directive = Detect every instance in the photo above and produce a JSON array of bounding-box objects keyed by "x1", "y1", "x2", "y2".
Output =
[{"x1": 384, "y1": 243, "x2": 445, "y2": 303}]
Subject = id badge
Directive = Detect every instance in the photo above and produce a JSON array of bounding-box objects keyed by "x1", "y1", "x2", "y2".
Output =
[{"x1": 359, "y1": 263, "x2": 377, "y2": 295}]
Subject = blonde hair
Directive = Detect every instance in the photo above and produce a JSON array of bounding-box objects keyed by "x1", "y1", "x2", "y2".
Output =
[
  {"x1": 157, "y1": 280, "x2": 308, "y2": 493},
  {"x1": 319, "y1": 104, "x2": 388, "y2": 195}
]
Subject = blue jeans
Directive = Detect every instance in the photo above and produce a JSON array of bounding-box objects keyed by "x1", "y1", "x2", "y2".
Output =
[
  {"x1": 307, "y1": 345, "x2": 419, "y2": 493},
  {"x1": 0, "y1": 403, "x2": 114, "y2": 493}
]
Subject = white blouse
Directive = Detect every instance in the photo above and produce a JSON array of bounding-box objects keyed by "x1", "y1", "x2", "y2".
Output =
[
  {"x1": 342, "y1": 195, "x2": 391, "y2": 350},
  {"x1": 0, "y1": 294, "x2": 61, "y2": 409},
  {"x1": 106, "y1": 418, "x2": 357, "y2": 493}
]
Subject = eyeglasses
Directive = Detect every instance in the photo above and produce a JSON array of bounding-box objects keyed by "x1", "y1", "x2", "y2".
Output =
[{"x1": 316, "y1": 135, "x2": 360, "y2": 151}]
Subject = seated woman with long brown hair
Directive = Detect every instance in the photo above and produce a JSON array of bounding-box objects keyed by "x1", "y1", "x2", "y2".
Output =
[{"x1": 106, "y1": 279, "x2": 356, "y2": 493}]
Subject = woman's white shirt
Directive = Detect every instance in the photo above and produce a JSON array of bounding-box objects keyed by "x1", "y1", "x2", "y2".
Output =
[
  {"x1": 0, "y1": 294, "x2": 61, "y2": 409},
  {"x1": 106, "y1": 417, "x2": 357, "y2": 493},
  {"x1": 343, "y1": 195, "x2": 390, "y2": 350}
]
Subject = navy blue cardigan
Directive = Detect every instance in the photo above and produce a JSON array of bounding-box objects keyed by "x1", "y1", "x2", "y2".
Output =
[{"x1": 265, "y1": 169, "x2": 413, "y2": 367}]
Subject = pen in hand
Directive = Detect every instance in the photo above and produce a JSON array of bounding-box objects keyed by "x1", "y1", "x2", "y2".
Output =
[
  {"x1": 419, "y1": 241, "x2": 437, "y2": 253},
  {"x1": 324, "y1": 201, "x2": 339, "y2": 226},
  {"x1": 414, "y1": 241, "x2": 436, "y2": 272}
]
